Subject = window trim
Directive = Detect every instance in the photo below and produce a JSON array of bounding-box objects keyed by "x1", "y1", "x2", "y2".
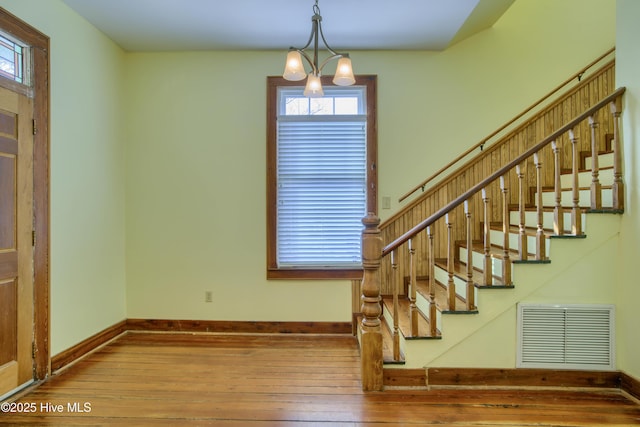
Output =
[{"x1": 266, "y1": 75, "x2": 377, "y2": 280}]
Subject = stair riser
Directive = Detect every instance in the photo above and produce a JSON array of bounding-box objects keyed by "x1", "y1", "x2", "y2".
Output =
[
  {"x1": 415, "y1": 291, "x2": 442, "y2": 331},
  {"x1": 485, "y1": 230, "x2": 551, "y2": 257},
  {"x1": 559, "y1": 167, "x2": 614, "y2": 188},
  {"x1": 539, "y1": 187, "x2": 613, "y2": 208},
  {"x1": 434, "y1": 263, "x2": 471, "y2": 302},
  {"x1": 509, "y1": 210, "x2": 587, "y2": 232},
  {"x1": 584, "y1": 152, "x2": 614, "y2": 170},
  {"x1": 460, "y1": 239, "x2": 543, "y2": 272},
  {"x1": 457, "y1": 245, "x2": 504, "y2": 277}
]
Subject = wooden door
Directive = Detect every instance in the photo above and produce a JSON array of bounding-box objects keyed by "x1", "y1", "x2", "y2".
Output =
[{"x1": 0, "y1": 85, "x2": 34, "y2": 396}]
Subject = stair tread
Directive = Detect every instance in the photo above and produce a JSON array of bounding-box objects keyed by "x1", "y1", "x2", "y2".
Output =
[
  {"x1": 507, "y1": 206, "x2": 588, "y2": 212},
  {"x1": 492, "y1": 223, "x2": 552, "y2": 237},
  {"x1": 561, "y1": 163, "x2": 614, "y2": 174},
  {"x1": 382, "y1": 296, "x2": 440, "y2": 339},
  {"x1": 458, "y1": 239, "x2": 541, "y2": 260},
  {"x1": 579, "y1": 163, "x2": 614, "y2": 171},
  {"x1": 541, "y1": 184, "x2": 613, "y2": 192}
]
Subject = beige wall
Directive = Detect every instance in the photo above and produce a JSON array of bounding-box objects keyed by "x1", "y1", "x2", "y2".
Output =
[
  {"x1": 616, "y1": 0, "x2": 640, "y2": 380},
  {"x1": 123, "y1": 0, "x2": 615, "y2": 324},
  {"x1": 123, "y1": 51, "x2": 352, "y2": 320}
]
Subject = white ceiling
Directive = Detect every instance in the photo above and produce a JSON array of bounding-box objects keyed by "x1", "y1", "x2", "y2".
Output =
[{"x1": 60, "y1": 0, "x2": 515, "y2": 52}]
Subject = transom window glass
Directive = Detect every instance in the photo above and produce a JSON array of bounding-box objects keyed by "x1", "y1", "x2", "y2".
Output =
[
  {"x1": 0, "y1": 33, "x2": 24, "y2": 84},
  {"x1": 282, "y1": 91, "x2": 362, "y2": 116},
  {"x1": 276, "y1": 86, "x2": 367, "y2": 269}
]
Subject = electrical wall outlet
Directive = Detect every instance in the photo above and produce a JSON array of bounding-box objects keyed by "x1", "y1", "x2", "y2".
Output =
[
  {"x1": 382, "y1": 196, "x2": 391, "y2": 209},
  {"x1": 205, "y1": 291, "x2": 213, "y2": 303}
]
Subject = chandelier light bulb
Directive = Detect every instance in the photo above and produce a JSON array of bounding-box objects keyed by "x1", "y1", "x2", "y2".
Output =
[
  {"x1": 283, "y1": 51, "x2": 307, "y2": 81},
  {"x1": 332, "y1": 56, "x2": 355, "y2": 86},
  {"x1": 303, "y1": 73, "x2": 324, "y2": 97}
]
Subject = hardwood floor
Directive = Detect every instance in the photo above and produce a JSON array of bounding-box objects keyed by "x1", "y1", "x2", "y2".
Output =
[{"x1": 1, "y1": 332, "x2": 639, "y2": 426}]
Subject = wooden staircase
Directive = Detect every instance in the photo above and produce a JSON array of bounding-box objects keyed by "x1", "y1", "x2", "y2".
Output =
[
  {"x1": 380, "y1": 135, "x2": 619, "y2": 366},
  {"x1": 356, "y1": 57, "x2": 626, "y2": 391}
]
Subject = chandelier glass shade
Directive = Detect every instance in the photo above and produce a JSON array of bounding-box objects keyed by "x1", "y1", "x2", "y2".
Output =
[{"x1": 282, "y1": 0, "x2": 355, "y2": 97}]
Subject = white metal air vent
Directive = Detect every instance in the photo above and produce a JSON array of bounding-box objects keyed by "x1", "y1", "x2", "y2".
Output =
[{"x1": 517, "y1": 304, "x2": 615, "y2": 370}]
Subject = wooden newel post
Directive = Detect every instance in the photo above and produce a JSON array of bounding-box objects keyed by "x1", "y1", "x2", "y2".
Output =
[{"x1": 360, "y1": 213, "x2": 383, "y2": 391}]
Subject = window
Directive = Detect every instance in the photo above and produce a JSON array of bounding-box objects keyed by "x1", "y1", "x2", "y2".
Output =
[
  {"x1": 267, "y1": 76, "x2": 377, "y2": 279},
  {"x1": 277, "y1": 88, "x2": 365, "y2": 268},
  {"x1": 0, "y1": 32, "x2": 27, "y2": 85}
]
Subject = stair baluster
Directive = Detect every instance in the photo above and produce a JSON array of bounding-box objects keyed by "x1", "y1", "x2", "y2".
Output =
[
  {"x1": 534, "y1": 152, "x2": 546, "y2": 260},
  {"x1": 552, "y1": 140, "x2": 564, "y2": 235},
  {"x1": 500, "y1": 176, "x2": 512, "y2": 285},
  {"x1": 482, "y1": 189, "x2": 493, "y2": 286},
  {"x1": 589, "y1": 115, "x2": 602, "y2": 210},
  {"x1": 390, "y1": 249, "x2": 400, "y2": 361},
  {"x1": 516, "y1": 164, "x2": 528, "y2": 260},
  {"x1": 427, "y1": 226, "x2": 437, "y2": 337},
  {"x1": 464, "y1": 201, "x2": 476, "y2": 310},
  {"x1": 446, "y1": 213, "x2": 456, "y2": 310},
  {"x1": 569, "y1": 129, "x2": 583, "y2": 235},
  {"x1": 408, "y1": 239, "x2": 419, "y2": 337},
  {"x1": 610, "y1": 98, "x2": 624, "y2": 210}
]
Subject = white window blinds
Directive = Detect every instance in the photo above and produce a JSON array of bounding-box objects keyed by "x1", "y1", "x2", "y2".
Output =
[{"x1": 276, "y1": 89, "x2": 366, "y2": 268}]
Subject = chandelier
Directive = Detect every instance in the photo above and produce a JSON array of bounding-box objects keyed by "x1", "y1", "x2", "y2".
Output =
[{"x1": 282, "y1": 0, "x2": 356, "y2": 97}]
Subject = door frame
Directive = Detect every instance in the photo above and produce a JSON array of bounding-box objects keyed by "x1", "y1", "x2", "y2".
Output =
[{"x1": 0, "y1": 8, "x2": 50, "y2": 381}]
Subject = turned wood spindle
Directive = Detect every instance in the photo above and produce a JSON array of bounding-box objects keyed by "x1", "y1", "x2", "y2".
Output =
[
  {"x1": 427, "y1": 226, "x2": 437, "y2": 337},
  {"x1": 464, "y1": 201, "x2": 475, "y2": 310},
  {"x1": 552, "y1": 140, "x2": 564, "y2": 235},
  {"x1": 588, "y1": 115, "x2": 602, "y2": 210},
  {"x1": 390, "y1": 249, "x2": 400, "y2": 361},
  {"x1": 408, "y1": 239, "x2": 418, "y2": 337},
  {"x1": 482, "y1": 188, "x2": 493, "y2": 286},
  {"x1": 500, "y1": 176, "x2": 512, "y2": 285},
  {"x1": 534, "y1": 152, "x2": 545, "y2": 260},
  {"x1": 445, "y1": 213, "x2": 456, "y2": 311},
  {"x1": 516, "y1": 164, "x2": 528, "y2": 260},
  {"x1": 569, "y1": 129, "x2": 582, "y2": 235}
]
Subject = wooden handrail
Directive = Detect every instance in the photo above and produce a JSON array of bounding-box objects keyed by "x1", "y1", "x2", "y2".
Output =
[
  {"x1": 398, "y1": 47, "x2": 616, "y2": 203},
  {"x1": 383, "y1": 86, "x2": 625, "y2": 256}
]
